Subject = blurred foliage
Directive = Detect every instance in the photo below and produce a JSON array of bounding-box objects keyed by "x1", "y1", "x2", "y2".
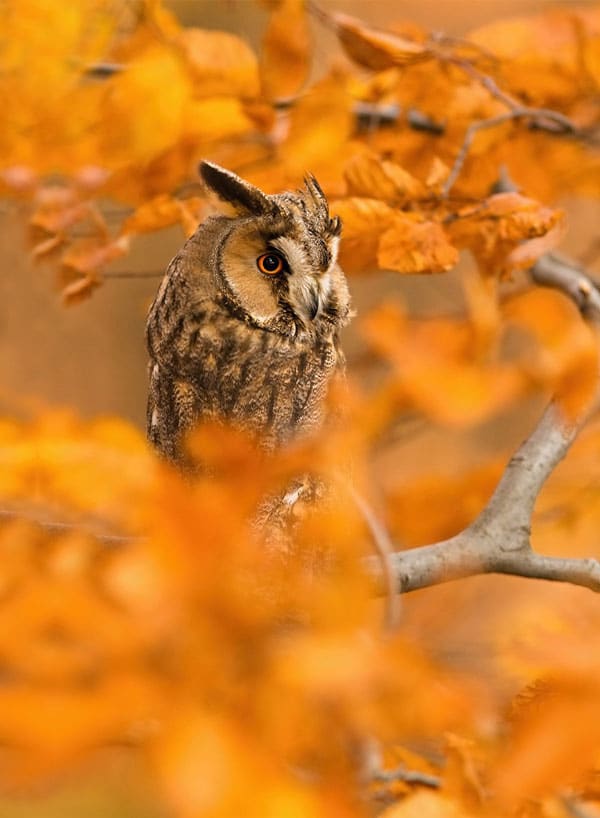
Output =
[{"x1": 2, "y1": 1, "x2": 600, "y2": 817}]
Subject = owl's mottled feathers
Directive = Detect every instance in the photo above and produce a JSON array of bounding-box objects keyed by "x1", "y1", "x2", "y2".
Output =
[{"x1": 146, "y1": 162, "x2": 351, "y2": 464}]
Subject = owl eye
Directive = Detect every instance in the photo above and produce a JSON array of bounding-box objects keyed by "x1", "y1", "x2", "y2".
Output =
[{"x1": 257, "y1": 252, "x2": 285, "y2": 276}]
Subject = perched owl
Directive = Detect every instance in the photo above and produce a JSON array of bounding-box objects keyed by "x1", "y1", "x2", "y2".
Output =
[{"x1": 146, "y1": 162, "x2": 352, "y2": 465}]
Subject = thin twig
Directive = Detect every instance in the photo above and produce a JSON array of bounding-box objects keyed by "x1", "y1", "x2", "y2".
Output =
[
  {"x1": 442, "y1": 112, "x2": 518, "y2": 195},
  {"x1": 372, "y1": 767, "x2": 441, "y2": 789},
  {"x1": 446, "y1": 54, "x2": 520, "y2": 112},
  {"x1": 348, "y1": 486, "x2": 402, "y2": 631},
  {"x1": 103, "y1": 270, "x2": 163, "y2": 279},
  {"x1": 0, "y1": 507, "x2": 136, "y2": 546},
  {"x1": 442, "y1": 107, "x2": 578, "y2": 196}
]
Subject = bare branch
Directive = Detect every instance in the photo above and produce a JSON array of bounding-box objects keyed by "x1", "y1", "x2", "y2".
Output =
[
  {"x1": 372, "y1": 767, "x2": 441, "y2": 789},
  {"x1": 365, "y1": 399, "x2": 600, "y2": 595},
  {"x1": 531, "y1": 253, "x2": 600, "y2": 320}
]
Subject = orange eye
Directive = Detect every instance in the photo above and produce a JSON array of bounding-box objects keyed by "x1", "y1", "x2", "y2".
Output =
[{"x1": 257, "y1": 252, "x2": 285, "y2": 275}]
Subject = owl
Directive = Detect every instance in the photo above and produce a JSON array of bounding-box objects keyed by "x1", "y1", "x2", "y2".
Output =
[{"x1": 146, "y1": 162, "x2": 352, "y2": 466}]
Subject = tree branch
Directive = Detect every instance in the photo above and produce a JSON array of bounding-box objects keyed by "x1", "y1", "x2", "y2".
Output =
[
  {"x1": 362, "y1": 176, "x2": 600, "y2": 598},
  {"x1": 365, "y1": 354, "x2": 600, "y2": 595},
  {"x1": 531, "y1": 253, "x2": 600, "y2": 319}
]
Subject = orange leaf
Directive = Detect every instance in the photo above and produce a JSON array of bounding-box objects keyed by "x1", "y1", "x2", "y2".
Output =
[
  {"x1": 331, "y1": 198, "x2": 395, "y2": 272},
  {"x1": 447, "y1": 193, "x2": 564, "y2": 275},
  {"x1": 279, "y1": 71, "x2": 353, "y2": 181},
  {"x1": 425, "y1": 157, "x2": 451, "y2": 191},
  {"x1": 61, "y1": 274, "x2": 100, "y2": 305},
  {"x1": 504, "y1": 220, "x2": 566, "y2": 271},
  {"x1": 177, "y1": 28, "x2": 260, "y2": 98},
  {"x1": 61, "y1": 236, "x2": 129, "y2": 275},
  {"x1": 505, "y1": 288, "x2": 599, "y2": 420},
  {"x1": 260, "y1": 0, "x2": 311, "y2": 100},
  {"x1": 31, "y1": 233, "x2": 65, "y2": 259},
  {"x1": 344, "y1": 151, "x2": 426, "y2": 203},
  {"x1": 327, "y1": 11, "x2": 430, "y2": 71},
  {"x1": 122, "y1": 195, "x2": 206, "y2": 238},
  {"x1": 122, "y1": 195, "x2": 183, "y2": 234},
  {"x1": 378, "y1": 216, "x2": 458, "y2": 274},
  {"x1": 492, "y1": 678, "x2": 600, "y2": 807},
  {"x1": 102, "y1": 45, "x2": 192, "y2": 166}
]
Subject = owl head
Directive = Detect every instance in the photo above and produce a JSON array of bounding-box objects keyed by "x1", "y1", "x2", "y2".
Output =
[{"x1": 199, "y1": 161, "x2": 351, "y2": 338}]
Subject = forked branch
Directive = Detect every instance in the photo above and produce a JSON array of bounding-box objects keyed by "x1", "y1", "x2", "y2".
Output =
[{"x1": 366, "y1": 257, "x2": 600, "y2": 596}]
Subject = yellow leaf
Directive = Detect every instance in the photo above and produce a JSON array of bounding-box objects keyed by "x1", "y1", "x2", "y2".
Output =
[
  {"x1": 185, "y1": 97, "x2": 256, "y2": 142},
  {"x1": 344, "y1": 150, "x2": 426, "y2": 203},
  {"x1": 505, "y1": 288, "x2": 599, "y2": 420},
  {"x1": 260, "y1": 0, "x2": 311, "y2": 100},
  {"x1": 61, "y1": 236, "x2": 129, "y2": 275},
  {"x1": 447, "y1": 193, "x2": 564, "y2": 275},
  {"x1": 425, "y1": 157, "x2": 451, "y2": 191},
  {"x1": 378, "y1": 216, "x2": 458, "y2": 274},
  {"x1": 102, "y1": 46, "x2": 192, "y2": 167},
  {"x1": 331, "y1": 197, "x2": 395, "y2": 272},
  {"x1": 279, "y1": 71, "x2": 353, "y2": 182},
  {"x1": 122, "y1": 195, "x2": 183, "y2": 234},
  {"x1": 327, "y1": 11, "x2": 430, "y2": 71},
  {"x1": 177, "y1": 28, "x2": 260, "y2": 98}
]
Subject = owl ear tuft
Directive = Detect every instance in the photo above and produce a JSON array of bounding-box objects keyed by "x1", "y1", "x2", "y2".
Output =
[
  {"x1": 199, "y1": 161, "x2": 270, "y2": 216},
  {"x1": 303, "y1": 173, "x2": 331, "y2": 227}
]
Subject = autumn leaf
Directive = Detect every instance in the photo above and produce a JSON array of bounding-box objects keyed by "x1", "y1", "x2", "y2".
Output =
[
  {"x1": 344, "y1": 150, "x2": 426, "y2": 203},
  {"x1": 260, "y1": 0, "x2": 311, "y2": 100},
  {"x1": 378, "y1": 215, "x2": 458, "y2": 275},
  {"x1": 331, "y1": 197, "x2": 395, "y2": 272},
  {"x1": 401, "y1": 362, "x2": 526, "y2": 426},
  {"x1": 122, "y1": 195, "x2": 205, "y2": 237},
  {"x1": 504, "y1": 288, "x2": 599, "y2": 420},
  {"x1": 184, "y1": 97, "x2": 257, "y2": 142},
  {"x1": 278, "y1": 70, "x2": 354, "y2": 184},
  {"x1": 177, "y1": 28, "x2": 260, "y2": 98},
  {"x1": 492, "y1": 678, "x2": 600, "y2": 807},
  {"x1": 323, "y1": 10, "x2": 430, "y2": 71},
  {"x1": 469, "y1": 10, "x2": 600, "y2": 107},
  {"x1": 447, "y1": 192, "x2": 564, "y2": 275},
  {"x1": 101, "y1": 45, "x2": 192, "y2": 167},
  {"x1": 61, "y1": 236, "x2": 129, "y2": 276}
]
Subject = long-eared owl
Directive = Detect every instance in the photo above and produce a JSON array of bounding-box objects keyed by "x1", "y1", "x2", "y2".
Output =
[{"x1": 146, "y1": 162, "x2": 351, "y2": 464}]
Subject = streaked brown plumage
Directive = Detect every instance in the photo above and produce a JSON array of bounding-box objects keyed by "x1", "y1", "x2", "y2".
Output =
[{"x1": 146, "y1": 162, "x2": 351, "y2": 465}]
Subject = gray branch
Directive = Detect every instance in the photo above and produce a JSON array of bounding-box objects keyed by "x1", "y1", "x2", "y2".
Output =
[
  {"x1": 531, "y1": 253, "x2": 600, "y2": 319},
  {"x1": 366, "y1": 258, "x2": 600, "y2": 596}
]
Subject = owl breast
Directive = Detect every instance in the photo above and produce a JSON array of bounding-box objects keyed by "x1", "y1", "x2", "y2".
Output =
[{"x1": 148, "y1": 302, "x2": 343, "y2": 460}]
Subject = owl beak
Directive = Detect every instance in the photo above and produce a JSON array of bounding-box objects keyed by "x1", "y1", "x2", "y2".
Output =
[
  {"x1": 306, "y1": 286, "x2": 321, "y2": 321},
  {"x1": 289, "y1": 277, "x2": 322, "y2": 323}
]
